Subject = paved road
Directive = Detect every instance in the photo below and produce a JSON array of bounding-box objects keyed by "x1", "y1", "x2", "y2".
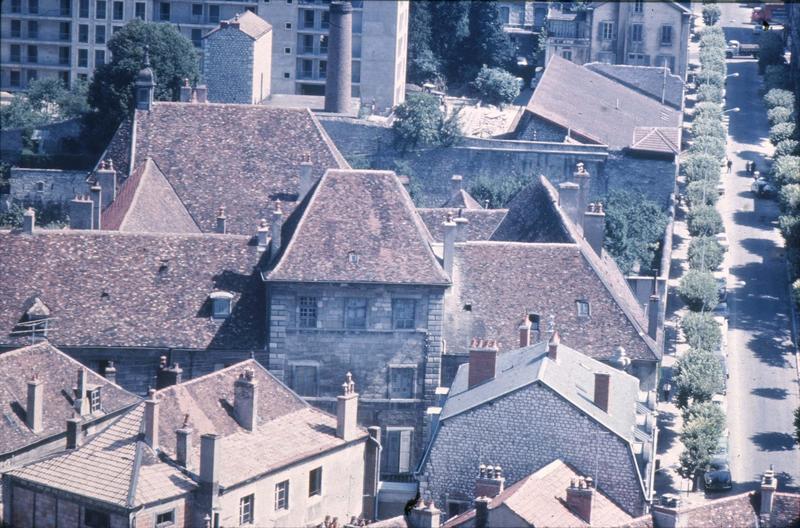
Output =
[{"x1": 719, "y1": 2, "x2": 800, "y2": 491}]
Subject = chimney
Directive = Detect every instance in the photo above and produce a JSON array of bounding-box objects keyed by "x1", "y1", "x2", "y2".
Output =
[
  {"x1": 450, "y1": 174, "x2": 463, "y2": 196},
  {"x1": 66, "y1": 417, "x2": 82, "y2": 449},
  {"x1": 760, "y1": 466, "x2": 777, "y2": 516},
  {"x1": 135, "y1": 51, "x2": 155, "y2": 111},
  {"x1": 194, "y1": 85, "x2": 208, "y2": 103},
  {"x1": 594, "y1": 372, "x2": 610, "y2": 413},
  {"x1": 234, "y1": 367, "x2": 258, "y2": 431},
  {"x1": 558, "y1": 181, "x2": 580, "y2": 226},
  {"x1": 324, "y1": 1, "x2": 353, "y2": 113},
  {"x1": 652, "y1": 495, "x2": 682, "y2": 528},
  {"x1": 199, "y1": 433, "x2": 220, "y2": 494},
  {"x1": 298, "y1": 153, "x2": 314, "y2": 202},
  {"x1": 474, "y1": 497, "x2": 490, "y2": 528},
  {"x1": 519, "y1": 317, "x2": 531, "y2": 348},
  {"x1": 442, "y1": 213, "x2": 457, "y2": 279},
  {"x1": 180, "y1": 78, "x2": 192, "y2": 102},
  {"x1": 566, "y1": 476, "x2": 594, "y2": 524},
  {"x1": 548, "y1": 331, "x2": 560, "y2": 361},
  {"x1": 22, "y1": 207, "x2": 35, "y2": 234},
  {"x1": 95, "y1": 160, "x2": 117, "y2": 208},
  {"x1": 337, "y1": 372, "x2": 359, "y2": 441},
  {"x1": 256, "y1": 218, "x2": 269, "y2": 251},
  {"x1": 26, "y1": 376, "x2": 44, "y2": 433},
  {"x1": 475, "y1": 465, "x2": 505, "y2": 499},
  {"x1": 270, "y1": 202, "x2": 283, "y2": 259},
  {"x1": 468, "y1": 338, "x2": 499, "y2": 389},
  {"x1": 362, "y1": 427, "x2": 381, "y2": 520},
  {"x1": 75, "y1": 368, "x2": 89, "y2": 416},
  {"x1": 454, "y1": 214, "x2": 469, "y2": 242},
  {"x1": 104, "y1": 361, "x2": 117, "y2": 384},
  {"x1": 583, "y1": 202, "x2": 606, "y2": 256},
  {"x1": 573, "y1": 163, "x2": 591, "y2": 229},
  {"x1": 176, "y1": 420, "x2": 193, "y2": 469},
  {"x1": 215, "y1": 206, "x2": 226, "y2": 234},
  {"x1": 144, "y1": 390, "x2": 159, "y2": 450},
  {"x1": 408, "y1": 500, "x2": 441, "y2": 528},
  {"x1": 69, "y1": 195, "x2": 94, "y2": 230},
  {"x1": 157, "y1": 362, "x2": 183, "y2": 389},
  {"x1": 90, "y1": 183, "x2": 102, "y2": 230},
  {"x1": 648, "y1": 280, "x2": 660, "y2": 341}
]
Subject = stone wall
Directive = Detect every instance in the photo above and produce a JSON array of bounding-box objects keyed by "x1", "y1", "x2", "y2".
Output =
[
  {"x1": 5, "y1": 483, "x2": 129, "y2": 528},
  {"x1": 9, "y1": 167, "x2": 89, "y2": 205},
  {"x1": 205, "y1": 27, "x2": 256, "y2": 104},
  {"x1": 603, "y1": 151, "x2": 677, "y2": 207}
]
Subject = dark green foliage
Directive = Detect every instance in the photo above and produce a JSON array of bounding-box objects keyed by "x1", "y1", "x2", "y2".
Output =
[
  {"x1": 681, "y1": 312, "x2": 722, "y2": 353},
  {"x1": 689, "y1": 135, "x2": 726, "y2": 161},
  {"x1": 775, "y1": 139, "x2": 799, "y2": 158},
  {"x1": 687, "y1": 180, "x2": 719, "y2": 206},
  {"x1": 768, "y1": 106, "x2": 794, "y2": 126},
  {"x1": 779, "y1": 184, "x2": 800, "y2": 213},
  {"x1": 696, "y1": 70, "x2": 724, "y2": 89},
  {"x1": 764, "y1": 89, "x2": 795, "y2": 111},
  {"x1": 0, "y1": 201, "x2": 69, "y2": 229},
  {"x1": 680, "y1": 401, "x2": 726, "y2": 479},
  {"x1": 765, "y1": 64, "x2": 792, "y2": 91},
  {"x1": 468, "y1": 172, "x2": 527, "y2": 209},
  {"x1": 688, "y1": 236, "x2": 724, "y2": 271},
  {"x1": 426, "y1": 1, "x2": 470, "y2": 82},
  {"x1": 464, "y1": 0, "x2": 515, "y2": 76},
  {"x1": 674, "y1": 348, "x2": 725, "y2": 408},
  {"x1": 688, "y1": 205, "x2": 724, "y2": 237},
  {"x1": 471, "y1": 66, "x2": 520, "y2": 106},
  {"x1": 697, "y1": 83, "x2": 723, "y2": 104},
  {"x1": 794, "y1": 406, "x2": 800, "y2": 445},
  {"x1": 770, "y1": 122, "x2": 797, "y2": 146},
  {"x1": 406, "y1": 2, "x2": 441, "y2": 85},
  {"x1": 392, "y1": 93, "x2": 462, "y2": 150},
  {"x1": 679, "y1": 270, "x2": 720, "y2": 312},
  {"x1": 701, "y1": 3, "x2": 721, "y2": 26},
  {"x1": 682, "y1": 153, "x2": 720, "y2": 183},
  {"x1": 0, "y1": 78, "x2": 89, "y2": 130},
  {"x1": 759, "y1": 30, "x2": 785, "y2": 70},
  {"x1": 772, "y1": 156, "x2": 800, "y2": 186},
  {"x1": 602, "y1": 190, "x2": 668, "y2": 274},
  {"x1": 692, "y1": 117, "x2": 725, "y2": 139}
]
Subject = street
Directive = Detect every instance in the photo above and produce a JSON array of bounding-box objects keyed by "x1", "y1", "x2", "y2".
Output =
[{"x1": 719, "y1": 2, "x2": 800, "y2": 491}]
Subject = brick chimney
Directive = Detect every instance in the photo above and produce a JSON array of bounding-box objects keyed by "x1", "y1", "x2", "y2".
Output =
[
  {"x1": 176, "y1": 416, "x2": 193, "y2": 469},
  {"x1": 451, "y1": 174, "x2": 463, "y2": 196},
  {"x1": 583, "y1": 202, "x2": 606, "y2": 256},
  {"x1": 475, "y1": 465, "x2": 505, "y2": 499},
  {"x1": 558, "y1": 181, "x2": 580, "y2": 226},
  {"x1": 298, "y1": 152, "x2": 314, "y2": 202},
  {"x1": 104, "y1": 361, "x2": 117, "y2": 384},
  {"x1": 144, "y1": 389, "x2": 159, "y2": 450},
  {"x1": 408, "y1": 500, "x2": 441, "y2": 528},
  {"x1": 95, "y1": 159, "x2": 117, "y2": 208},
  {"x1": 157, "y1": 361, "x2": 183, "y2": 389},
  {"x1": 760, "y1": 466, "x2": 778, "y2": 516},
  {"x1": 594, "y1": 372, "x2": 611, "y2": 413},
  {"x1": 199, "y1": 433, "x2": 220, "y2": 496},
  {"x1": 362, "y1": 426, "x2": 381, "y2": 520},
  {"x1": 69, "y1": 195, "x2": 94, "y2": 230},
  {"x1": 66, "y1": 417, "x2": 82, "y2": 449},
  {"x1": 74, "y1": 368, "x2": 89, "y2": 416},
  {"x1": 336, "y1": 372, "x2": 358, "y2": 441},
  {"x1": 519, "y1": 317, "x2": 532, "y2": 348},
  {"x1": 22, "y1": 207, "x2": 35, "y2": 235},
  {"x1": 454, "y1": 215, "x2": 469, "y2": 242},
  {"x1": 474, "y1": 497, "x2": 490, "y2": 528},
  {"x1": 90, "y1": 183, "x2": 102, "y2": 230},
  {"x1": 324, "y1": 1, "x2": 353, "y2": 113},
  {"x1": 648, "y1": 279, "x2": 660, "y2": 341},
  {"x1": 270, "y1": 201, "x2": 283, "y2": 259},
  {"x1": 548, "y1": 331, "x2": 560, "y2": 361},
  {"x1": 215, "y1": 206, "x2": 226, "y2": 234},
  {"x1": 468, "y1": 338, "x2": 499, "y2": 389},
  {"x1": 234, "y1": 367, "x2": 258, "y2": 431},
  {"x1": 574, "y1": 162, "x2": 591, "y2": 228},
  {"x1": 442, "y1": 213, "x2": 457, "y2": 278},
  {"x1": 566, "y1": 476, "x2": 594, "y2": 524},
  {"x1": 26, "y1": 375, "x2": 44, "y2": 433},
  {"x1": 180, "y1": 78, "x2": 193, "y2": 102}
]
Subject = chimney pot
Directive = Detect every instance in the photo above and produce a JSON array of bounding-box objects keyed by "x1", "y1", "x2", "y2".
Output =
[
  {"x1": 337, "y1": 372, "x2": 359, "y2": 441},
  {"x1": 566, "y1": 474, "x2": 595, "y2": 524},
  {"x1": 760, "y1": 466, "x2": 778, "y2": 516},
  {"x1": 594, "y1": 372, "x2": 611, "y2": 413},
  {"x1": 234, "y1": 367, "x2": 259, "y2": 431},
  {"x1": 451, "y1": 174, "x2": 463, "y2": 195},
  {"x1": 454, "y1": 215, "x2": 469, "y2": 242},
  {"x1": 648, "y1": 293, "x2": 660, "y2": 341},
  {"x1": 518, "y1": 316, "x2": 532, "y2": 348},
  {"x1": 409, "y1": 499, "x2": 441, "y2": 528},
  {"x1": 215, "y1": 206, "x2": 227, "y2": 234},
  {"x1": 194, "y1": 85, "x2": 208, "y2": 103},
  {"x1": 157, "y1": 361, "x2": 183, "y2": 389},
  {"x1": 256, "y1": 218, "x2": 269, "y2": 251},
  {"x1": 558, "y1": 181, "x2": 581, "y2": 227},
  {"x1": 548, "y1": 331, "x2": 560, "y2": 361},
  {"x1": 474, "y1": 497, "x2": 490, "y2": 528},
  {"x1": 176, "y1": 425, "x2": 193, "y2": 468},
  {"x1": 90, "y1": 184, "x2": 102, "y2": 230},
  {"x1": 468, "y1": 339, "x2": 499, "y2": 389},
  {"x1": 26, "y1": 377, "x2": 44, "y2": 432},
  {"x1": 95, "y1": 161, "x2": 117, "y2": 208},
  {"x1": 66, "y1": 417, "x2": 82, "y2": 449},
  {"x1": 22, "y1": 207, "x2": 35, "y2": 234},
  {"x1": 69, "y1": 195, "x2": 94, "y2": 230},
  {"x1": 144, "y1": 395, "x2": 159, "y2": 450},
  {"x1": 475, "y1": 463, "x2": 505, "y2": 499},
  {"x1": 75, "y1": 368, "x2": 89, "y2": 416},
  {"x1": 200, "y1": 433, "x2": 220, "y2": 493},
  {"x1": 180, "y1": 79, "x2": 193, "y2": 102},
  {"x1": 104, "y1": 361, "x2": 117, "y2": 384},
  {"x1": 298, "y1": 155, "x2": 314, "y2": 202},
  {"x1": 573, "y1": 163, "x2": 591, "y2": 230},
  {"x1": 583, "y1": 201, "x2": 606, "y2": 256}
]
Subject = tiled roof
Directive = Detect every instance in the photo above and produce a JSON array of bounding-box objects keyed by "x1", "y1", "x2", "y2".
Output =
[
  {"x1": 0, "y1": 342, "x2": 139, "y2": 456},
  {"x1": 155, "y1": 360, "x2": 367, "y2": 487},
  {"x1": 631, "y1": 127, "x2": 681, "y2": 155},
  {"x1": 585, "y1": 63, "x2": 684, "y2": 110},
  {"x1": 443, "y1": 459, "x2": 636, "y2": 528},
  {"x1": 205, "y1": 11, "x2": 272, "y2": 40},
  {"x1": 7, "y1": 403, "x2": 196, "y2": 509},
  {"x1": 489, "y1": 178, "x2": 573, "y2": 243},
  {"x1": 771, "y1": 493, "x2": 800, "y2": 527},
  {"x1": 0, "y1": 230, "x2": 265, "y2": 350},
  {"x1": 417, "y1": 208, "x2": 507, "y2": 242},
  {"x1": 267, "y1": 170, "x2": 450, "y2": 286},
  {"x1": 103, "y1": 103, "x2": 348, "y2": 235},
  {"x1": 442, "y1": 189, "x2": 483, "y2": 210},
  {"x1": 527, "y1": 56, "x2": 682, "y2": 150},
  {"x1": 679, "y1": 493, "x2": 760, "y2": 528}
]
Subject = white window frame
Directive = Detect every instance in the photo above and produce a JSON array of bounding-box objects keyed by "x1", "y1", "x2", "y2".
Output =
[
  {"x1": 388, "y1": 365, "x2": 416, "y2": 400},
  {"x1": 154, "y1": 508, "x2": 175, "y2": 528},
  {"x1": 239, "y1": 493, "x2": 254, "y2": 524},
  {"x1": 384, "y1": 427, "x2": 413, "y2": 474},
  {"x1": 600, "y1": 21, "x2": 614, "y2": 40},
  {"x1": 275, "y1": 480, "x2": 289, "y2": 511},
  {"x1": 308, "y1": 466, "x2": 322, "y2": 497},
  {"x1": 576, "y1": 300, "x2": 591, "y2": 317},
  {"x1": 630, "y1": 24, "x2": 643, "y2": 43}
]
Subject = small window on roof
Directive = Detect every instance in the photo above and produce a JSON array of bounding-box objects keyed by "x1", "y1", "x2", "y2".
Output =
[
  {"x1": 210, "y1": 291, "x2": 233, "y2": 319},
  {"x1": 576, "y1": 300, "x2": 590, "y2": 317},
  {"x1": 89, "y1": 387, "x2": 101, "y2": 412}
]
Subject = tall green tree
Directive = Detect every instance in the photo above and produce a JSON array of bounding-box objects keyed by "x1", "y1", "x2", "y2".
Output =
[
  {"x1": 0, "y1": 78, "x2": 89, "y2": 130},
  {"x1": 680, "y1": 401, "x2": 726, "y2": 486},
  {"x1": 464, "y1": 0, "x2": 514, "y2": 76},
  {"x1": 407, "y1": 1, "x2": 441, "y2": 85},
  {"x1": 392, "y1": 93, "x2": 461, "y2": 150},
  {"x1": 428, "y1": 1, "x2": 470, "y2": 82},
  {"x1": 674, "y1": 348, "x2": 725, "y2": 408},
  {"x1": 603, "y1": 190, "x2": 669, "y2": 274}
]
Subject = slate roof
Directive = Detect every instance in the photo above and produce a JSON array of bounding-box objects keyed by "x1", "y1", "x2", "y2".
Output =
[
  {"x1": 442, "y1": 189, "x2": 483, "y2": 210},
  {"x1": 103, "y1": 103, "x2": 348, "y2": 235},
  {"x1": 0, "y1": 230, "x2": 265, "y2": 350},
  {"x1": 155, "y1": 360, "x2": 368, "y2": 487},
  {"x1": 204, "y1": 11, "x2": 272, "y2": 40},
  {"x1": 585, "y1": 63, "x2": 685, "y2": 110},
  {"x1": 7, "y1": 403, "x2": 197, "y2": 509},
  {"x1": 417, "y1": 208, "x2": 508, "y2": 242},
  {"x1": 443, "y1": 459, "x2": 636, "y2": 528},
  {"x1": 669, "y1": 491, "x2": 800, "y2": 528},
  {"x1": 527, "y1": 56, "x2": 682, "y2": 151},
  {"x1": 267, "y1": 170, "x2": 450, "y2": 286},
  {"x1": 489, "y1": 177, "x2": 573, "y2": 243},
  {"x1": 0, "y1": 342, "x2": 139, "y2": 457}
]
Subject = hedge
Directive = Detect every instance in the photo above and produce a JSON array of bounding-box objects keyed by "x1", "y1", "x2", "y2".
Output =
[
  {"x1": 779, "y1": 184, "x2": 800, "y2": 213},
  {"x1": 688, "y1": 236, "x2": 725, "y2": 271},
  {"x1": 683, "y1": 153, "x2": 721, "y2": 183},
  {"x1": 767, "y1": 106, "x2": 794, "y2": 126},
  {"x1": 693, "y1": 118, "x2": 726, "y2": 139},
  {"x1": 681, "y1": 311, "x2": 722, "y2": 353},
  {"x1": 697, "y1": 83, "x2": 723, "y2": 104},
  {"x1": 695, "y1": 102, "x2": 723, "y2": 121},
  {"x1": 688, "y1": 205, "x2": 724, "y2": 237},
  {"x1": 770, "y1": 122, "x2": 797, "y2": 146},
  {"x1": 765, "y1": 64, "x2": 792, "y2": 91},
  {"x1": 764, "y1": 89, "x2": 795, "y2": 110},
  {"x1": 775, "y1": 139, "x2": 799, "y2": 158},
  {"x1": 773, "y1": 156, "x2": 800, "y2": 186},
  {"x1": 679, "y1": 270, "x2": 720, "y2": 312},
  {"x1": 687, "y1": 179, "x2": 719, "y2": 206},
  {"x1": 690, "y1": 135, "x2": 726, "y2": 161}
]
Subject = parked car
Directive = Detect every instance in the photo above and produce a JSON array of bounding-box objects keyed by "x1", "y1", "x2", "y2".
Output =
[
  {"x1": 751, "y1": 178, "x2": 777, "y2": 198},
  {"x1": 704, "y1": 457, "x2": 733, "y2": 491},
  {"x1": 726, "y1": 40, "x2": 760, "y2": 58}
]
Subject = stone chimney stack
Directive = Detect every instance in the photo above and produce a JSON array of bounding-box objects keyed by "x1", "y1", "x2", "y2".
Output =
[
  {"x1": 760, "y1": 466, "x2": 778, "y2": 516},
  {"x1": 199, "y1": 433, "x2": 220, "y2": 496},
  {"x1": 324, "y1": 1, "x2": 353, "y2": 113},
  {"x1": 194, "y1": 85, "x2": 208, "y2": 103},
  {"x1": 66, "y1": 417, "x2": 82, "y2": 449},
  {"x1": 408, "y1": 500, "x2": 441, "y2": 528},
  {"x1": 454, "y1": 214, "x2": 469, "y2": 242},
  {"x1": 475, "y1": 465, "x2": 505, "y2": 499},
  {"x1": 451, "y1": 174, "x2": 463, "y2": 196},
  {"x1": 298, "y1": 153, "x2": 314, "y2": 202},
  {"x1": 256, "y1": 218, "x2": 269, "y2": 252},
  {"x1": 180, "y1": 78, "x2": 193, "y2": 102},
  {"x1": 573, "y1": 163, "x2": 591, "y2": 229},
  {"x1": 234, "y1": 367, "x2": 259, "y2": 431},
  {"x1": 26, "y1": 375, "x2": 44, "y2": 433},
  {"x1": 157, "y1": 361, "x2": 183, "y2": 389},
  {"x1": 518, "y1": 317, "x2": 531, "y2": 348},
  {"x1": 468, "y1": 338, "x2": 499, "y2": 389},
  {"x1": 548, "y1": 331, "x2": 560, "y2": 361},
  {"x1": 90, "y1": 183, "x2": 102, "y2": 230},
  {"x1": 215, "y1": 206, "x2": 227, "y2": 234},
  {"x1": 69, "y1": 195, "x2": 94, "y2": 230},
  {"x1": 22, "y1": 207, "x2": 35, "y2": 235},
  {"x1": 144, "y1": 389, "x2": 159, "y2": 450},
  {"x1": 104, "y1": 361, "x2": 117, "y2": 384},
  {"x1": 566, "y1": 476, "x2": 595, "y2": 524},
  {"x1": 75, "y1": 368, "x2": 89, "y2": 416},
  {"x1": 176, "y1": 417, "x2": 193, "y2": 469},
  {"x1": 95, "y1": 160, "x2": 117, "y2": 208},
  {"x1": 336, "y1": 372, "x2": 359, "y2": 441},
  {"x1": 474, "y1": 497, "x2": 490, "y2": 528},
  {"x1": 594, "y1": 372, "x2": 611, "y2": 413},
  {"x1": 363, "y1": 426, "x2": 381, "y2": 520},
  {"x1": 558, "y1": 181, "x2": 580, "y2": 226},
  {"x1": 648, "y1": 278, "x2": 660, "y2": 341},
  {"x1": 583, "y1": 202, "x2": 606, "y2": 256},
  {"x1": 652, "y1": 495, "x2": 682, "y2": 528},
  {"x1": 270, "y1": 202, "x2": 283, "y2": 259},
  {"x1": 442, "y1": 213, "x2": 457, "y2": 278}
]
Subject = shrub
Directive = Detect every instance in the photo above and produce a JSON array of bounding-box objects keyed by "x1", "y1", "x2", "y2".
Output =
[
  {"x1": 759, "y1": 30, "x2": 786, "y2": 70},
  {"x1": 688, "y1": 205, "x2": 724, "y2": 237},
  {"x1": 768, "y1": 106, "x2": 794, "y2": 126},
  {"x1": 702, "y1": 3, "x2": 721, "y2": 26},
  {"x1": 688, "y1": 236, "x2": 724, "y2": 271},
  {"x1": 687, "y1": 180, "x2": 719, "y2": 206},
  {"x1": 674, "y1": 347, "x2": 725, "y2": 407},
  {"x1": 471, "y1": 65, "x2": 520, "y2": 106},
  {"x1": 679, "y1": 270, "x2": 720, "y2": 312},
  {"x1": 697, "y1": 83, "x2": 723, "y2": 104},
  {"x1": 770, "y1": 122, "x2": 797, "y2": 146},
  {"x1": 780, "y1": 184, "x2": 800, "y2": 213},
  {"x1": 469, "y1": 172, "x2": 527, "y2": 208},
  {"x1": 780, "y1": 214, "x2": 800, "y2": 248},
  {"x1": 775, "y1": 139, "x2": 799, "y2": 158},
  {"x1": 765, "y1": 64, "x2": 792, "y2": 91},
  {"x1": 699, "y1": 49, "x2": 726, "y2": 75},
  {"x1": 773, "y1": 156, "x2": 800, "y2": 186},
  {"x1": 695, "y1": 102, "x2": 723, "y2": 121},
  {"x1": 683, "y1": 153, "x2": 720, "y2": 183},
  {"x1": 696, "y1": 70, "x2": 725, "y2": 89},
  {"x1": 680, "y1": 401, "x2": 726, "y2": 478},
  {"x1": 690, "y1": 136, "x2": 726, "y2": 161},
  {"x1": 692, "y1": 117, "x2": 726, "y2": 140},
  {"x1": 681, "y1": 312, "x2": 722, "y2": 352},
  {"x1": 764, "y1": 89, "x2": 795, "y2": 110},
  {"x1": 392, "y1": 92, "x2": 462, "y2": 149}
]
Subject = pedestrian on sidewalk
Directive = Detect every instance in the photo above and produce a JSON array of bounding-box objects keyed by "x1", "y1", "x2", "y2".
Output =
[
  {"x1": 727, "y1": 159, "x2": 733, "y2": 174},
  {"x1": 662, "y1": 381, "x2": 672, "y2": 403}
]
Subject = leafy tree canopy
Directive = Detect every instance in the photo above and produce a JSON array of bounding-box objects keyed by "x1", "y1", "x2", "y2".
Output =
[
  {"x1": 674, "y1": 348, "x2": 725, "y2": 408},
  {"x1": 472, "y1": 66, "x2": 520, "y2": 106},
  {"x1": 392, "y1": 93, "x2": 461, "y2": 150},
  {"x1": 1, "y1": 78, "x2": 89, "y2": 130},
  {"x1": 679, "y1": 269, "x2": 720, "y2": 312},
  {"x1": 603, "y1": 190, "x2": 668, "y2": 274}
]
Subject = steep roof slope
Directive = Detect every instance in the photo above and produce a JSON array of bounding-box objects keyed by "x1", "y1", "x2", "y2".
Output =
[
  {"x1": 489, "y1": 178, "x2": 573, "y2": 243},
  {"x1": 585, "y1": 63, "x2": 684, "y2": 110},
  {"x1": 417, "y1": 208, "x2": 508, "y2": 242},
  {"x1": 204, "y1": 10, "x2": 272, "y2": 40}
]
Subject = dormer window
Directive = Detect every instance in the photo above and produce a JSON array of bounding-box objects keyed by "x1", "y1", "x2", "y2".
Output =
[
  {"x1": 89, "y1": 387, "x2": 101, "y2": 412},
  {"x1": 576, "y1": 300, "x2": 590, "y2": 317},
  {"x1": 210, "y1": 291, "x2": 234, "y2": 319}
]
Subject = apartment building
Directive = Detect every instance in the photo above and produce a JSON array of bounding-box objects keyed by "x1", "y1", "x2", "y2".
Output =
[{"x1": 496, "y1": 0, "x2": 547, "y2": 66}]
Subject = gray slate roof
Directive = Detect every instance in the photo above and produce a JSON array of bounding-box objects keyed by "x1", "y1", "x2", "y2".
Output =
[
  {"x1": 204, "y1": 10, "x2": 272, "y2": 40},
  {"x1": 417, "y1": 208, "x2": 508, "y2": 242},
  {"x1": 585, "y1": 62, "x2": 685, "y2": 110}
]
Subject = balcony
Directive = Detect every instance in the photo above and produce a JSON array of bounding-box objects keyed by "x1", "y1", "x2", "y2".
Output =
[{"x1": 5, "y1": 8, "x2": 72, "y2": 19}]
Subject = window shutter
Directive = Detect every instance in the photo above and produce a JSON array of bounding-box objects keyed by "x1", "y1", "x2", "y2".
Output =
[{"x1": 398, "y1": 430, "x2": 412, "y2": 473}]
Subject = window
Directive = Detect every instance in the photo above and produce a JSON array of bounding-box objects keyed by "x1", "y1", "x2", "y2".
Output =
[
  {"x1": 298, "y1": 296, "x2": 318, "y2": 328},
  {"x1": 11, "y1": 0, "x2": 21, "y2": 13},
  {"x1": 59, "y1": 46, "x2": 70, "y2": 65},
  {"x1": 209, "y1": 4, "x2": 219, "y2": 22},
  {"x1": 576, "y1": 300, "x2": 590, "y2": 317},
  {"x1": 89, "y1": 387, "x2": 101, "y2": 411},
  {"x1": 344, "y1": 298, "x2": 367, "y2": 329},
  {"x1": 302, "y1": 9, "x2": 315, "y2": 28},
  {"x1": 95, "y1": 25, "x2": 105, "y2": 43},
  {"x1": 319, "y1": 34, "x2": 328, "y2": 54},
  {"x1": 660, "y1": 25, "x2": 673, "y2": 45},
  {"x1": 239, "y1": 494, "x2": 255, "y2": 524},
  {"x1": 499, "y1": 6, "x2": 510, "y2": 24},
  {"x1": 630, "y1": 24, "x2": 643, "y2": 42},
  {"x1": 96, "y1": 0, "x2": 106, "y2": 18},
  {"x1": 78, "y1": 48, "x2": 88, "y2": 67},
  {"x1": 112, "y1": 25, "x2": 121, "y2": 33},
  {"x1": 95, "y1": 49, "x2": 105, "y2": 66},
  {"x1": 283, "y1": 72, "x2": 291, "y2": 79},
  {"x1": 10, "y1": 45, "x2": 21, "y2": 63},
  {"x1": 633, "y1": 0, "x2": 643, "y2": 13},
  {"x1": 210, "y1": 291, "x2": 233, "y2": 319},
  {"x1": 561, "y1": 50, "x2": 572, "y2": 60},
  {"x1": 191, "y1": 3, "x2": 202, "y2": 15},
  {"x1": 275, "y1": 480, "x2": 289, "y2": 511},
  {"x1": 382, "y1": 429, "x2": 412, "y2": 474},
  {"x1": 318, "y1": 60, "x2": 326, "y2": 79},
  {"x1": 28, "y1": 0, "x2": 38, "y2": 14},
  {"x1": 36, "y1": 181, "x2": 45, "y2": 192},
  {"x1": 309, "y1": 467, "x2": 322, "y2": 497},
  {"x1": 113, "y1": 0, "x2": 123, "y2": 19},
  {"x1": 28, "y1": 20, "x2": 38, "y2": 38},
  {"x1": 135, "y1": 1, "x2": 145, "y2": 19},
  {"x1": 60, "y1": 22, "x2": 71, "y2": 40},
  {"x1": 191, "y1": 28, "x2": 202, "y2": 47},
  {"x1": 79, "y1": 24, "x2": 89, "y2": 42},
  {"x1": 389, "y1": 366, "x2": 415, "y2": 399},
  {"x1": 155, "y1": 510, "x2": 175, "y2": 527},
  {"x1": 285, "y1": 22, "x2": 292, "y2": 30},
  {"x1": 60, "y1": 0, "x2": 71, "y2": 16},
  {"x1": 27, "y1": 45, "x2": 38, "y2": 63},
  {"x1": 656, "y1": 54, "x2": 675, "y2": 72},
  {"x1": 321, "y1": 10, "x2": 329, "y2": 29},
  {"x1": 291, "y1": 364, "x2": 318, "y2": 396},
  {"x1": 600, "y1": 21, "x2": 614, "y2": 40},
  {"x1": 392, "y1": 299, "x2": 416, "y2": 330},
  {"x1": 10, "y1": 71, "x2": 21, "y2": 87},
  {"x1": 79, "y1": 0, "x2": 88, "y2": 17},
  {"x1": 301, "y1": 59, "x2": 312, "y2": 78},
  {"x1": 158, "y1": 2, "x2": 170, "y2": 21},
  {"x1": 284, "y1": 46, "x2": 292, "y2": 54},
  {"x1": 84, "y1": 509, "x2": 110, "y2": 528},
  {"x1": 627, "y1": 53, "x2": 650, "y2": 65},
  {"x1": 302, "y1": 34, "x2": 314, "y2": 54},
  {"x1": 11, "y1": 20, "x2": 21, "y2": 38}
]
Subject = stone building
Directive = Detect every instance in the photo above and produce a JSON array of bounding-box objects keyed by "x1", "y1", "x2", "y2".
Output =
[
  {"x1": 545, "y1": 0, "x2": 691, "y2": 79},
  {"x1": 203, "y1": 11, "x2": 272, "y2": 104},
  {"x1": 418, "y1": 335, "x2": 657, "y2": 520},
  {"x1": 496, "y1": 1, "x2": 547, "y2": 69},
  {"x1": 8, "y1": 167, "x2": 89, "y2": 206}
]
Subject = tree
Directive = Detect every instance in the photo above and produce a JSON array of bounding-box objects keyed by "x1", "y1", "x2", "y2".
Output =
[
  {"x1": 764, "y1": 89, "x2": 795, "y2": 111},
  {"x1": 392, "y1": 93, "x2": 461, "y2": 150},
  {"x1": 469, "y1": 172, "x2": 528, "y2": 208},
  {"x1": 696, "y1": 70, "x2": 725, "y2": 89},
  {"x1": 695, "y1": 102, "x2": 724, "y2": 121},
  {"x1": 407, "y1": 1, "x2": 441, "y2": 85},
  {"x1": 773, "y1": 156, "x2": 800, "y2": 186},
  {"x1": 768, "y1": 106, "x2": 794, "y2": 126},
  {"x1": 681, "y1": 312, "x2": 722, "y2": 353},
  {"x1": 689, "y1": 135, "x2": 726, "y2": 161},
  {"x1": 680, "y1": 401, "x2": 726, "y2": 486},
  {"x1": 472, "y1": 66, "x2": 520, "y2": 106},
  {"x1": 603, "y1": 190, "x2": 669, "y2": 274},
  {"x1": 687, "y1": 179, "x2": 719, "y2": 206},
  {"x1": 759, "y1": 30, "x2": 785, "y2": 71},
  {"x1": 427, "y1": 1, "x2": 470, "y2": 83},
  {"x1": 697, "y1": 83, "x2": 723, "y2": 104},
  {"x1": 770, "y1": 122, "x2": 797, "y2": 146},
  {"x1": 765, "y1": 64, "x2": 792, "y2": 91},
  {"x1": 682, "y1": 153, "x2": 720, "y2": 183},
  {"x1": 779, "y1": 184, "x2": 800, "y2": 213},
  {"x1": 0, "y1": 78, "x2": 89, "y2": 130},
  {"x1": 702, "y1": 3, "x2": 721, "y2": 26},
  {"x1": 674, "y1": 348, "x2": 725, "y2": 408},
  {"x1": 775, "y1": 139, "x2": 799, "y2": 158},
  {"x1": 679, "y1": 270, "x2": 720, "y2": 312},
  {"x1": 688, "y1": 236, "x2": 724, "y2": 271},
  {"x1": 688, "y1": 205, "x2": 724, "y2": 237},
  {"x1": 692, "y1": 117, "x2": 726, "y2": 140},
  {"x1": 464, "y1": 0, "x2": 515, "y2": 76}
]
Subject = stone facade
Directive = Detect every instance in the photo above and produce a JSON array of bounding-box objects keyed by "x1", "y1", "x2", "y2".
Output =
[
  {"x1": 419, "y1": 382, "x2": 647, "y2": 518},
  {"x1": 204, "y1": 18, "x2": 272, "y2": 104},
  {"x1": 8, "y1": 167, "x2": 89, "y2": 205}
]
